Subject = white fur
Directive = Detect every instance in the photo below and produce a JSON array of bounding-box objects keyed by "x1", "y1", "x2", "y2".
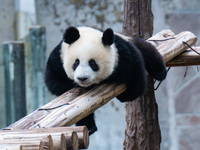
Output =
[{"x1": 61, "y1": 27, "x2": 118, "y2": 87}]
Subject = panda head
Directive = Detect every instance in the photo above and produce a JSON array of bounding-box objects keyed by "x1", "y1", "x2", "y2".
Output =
[{"x1": 61, "y1": 26, "x2": 118, "y2": 87}]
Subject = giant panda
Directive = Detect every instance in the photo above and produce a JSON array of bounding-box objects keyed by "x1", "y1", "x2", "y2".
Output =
[{"x1": 45, "y1": 26, "x2": 167, "y2": 135}]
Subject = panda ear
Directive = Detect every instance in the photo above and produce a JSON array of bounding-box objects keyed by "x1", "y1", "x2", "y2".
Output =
[
  {"x1": 63, "y1": 26, "x2": 80, "y2": 44},
  {"x1": 102, "y1": 28, "x2": 114, "y2": 46}
]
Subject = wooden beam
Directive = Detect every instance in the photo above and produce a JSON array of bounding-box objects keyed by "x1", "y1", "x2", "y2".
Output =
[
  {"x1": 29, "y1": 84, "x2": 126, "y2": 128},
  {"x1": 147, "y1": 30, "x2": 197, "y2": 63},
  {"x1": 62, "y1": 132, "x2": 79, "y2": 150},
  {"x1": 158, "y1": 31, "x2": 197, "y2": 63},
  {"x1": 166, "y1": 47, "x2": 200, "y2": 67},
  {"x1": 1, "y1": 126, "x2": 89, "y2": 149}
]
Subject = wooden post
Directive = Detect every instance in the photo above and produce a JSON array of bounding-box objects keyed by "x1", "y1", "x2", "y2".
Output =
[
  {"x1": 3, "y1": 41, "x2": 26, "y2": 125},
  {"x1": 24, "y1": 25, "x2": 48, "y2": 113},
  {"x1": 123, "y1": 0, "x2": 161, "y2": 150}
]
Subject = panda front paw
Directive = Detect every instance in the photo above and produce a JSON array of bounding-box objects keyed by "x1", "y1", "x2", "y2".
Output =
[
  {"x1": 88, "y1": 126, "x2": 98, "y2": 135},
  {"x1": 151, "y1": 67, "x2": 167, "y2": 81}
]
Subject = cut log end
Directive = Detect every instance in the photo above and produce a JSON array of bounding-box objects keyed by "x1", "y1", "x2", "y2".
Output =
[{"x1": 61, "y1": 132, "x2": 79, "y2": 150}]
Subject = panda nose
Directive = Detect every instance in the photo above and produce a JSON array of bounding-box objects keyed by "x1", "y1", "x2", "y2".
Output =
[{"x1": 77, "y1": 77, "x2": 88, "y2": 81}]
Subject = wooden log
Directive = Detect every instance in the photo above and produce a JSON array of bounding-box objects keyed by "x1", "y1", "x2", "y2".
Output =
[
  {"x1": 60, "y1": 134, "x2": 67, "y2": 150},
  {"x1": 39, "y1": 137, "x2": 52, "y2": 150},
  {"x1": 147, "y1": 29, "x2": 175, "y2": 47},
  {"x1": 48, "y1": 135, "x2": 61, "y2": 150},
  {"x1": 0, "y1": 144, "x2": 20, "y2": 150},
  {"x1": 166, "y1": 47, "x2": 200, "y2": 66},
  {"x1": 6, "y1": 84, "x2": 126, "y2": 129},
  {"x1": 0, "y1": 143, "x2": 40, "y2": 150},
  {"x1": 0, "y1": 136, "x2": 51, "y2": 150},
  {"x1": 29, "y1": 84, "x2": 126, "y2": 128},
  {"x1": 7, "y1": 88, "x2": 88, "y2": 129},
  {"x1": 3, "y1": 41, "x2": 26, "y2": 125},
  {"x1": 73, "y1": 126, "x2": 89, "y2": 149},
  {"x1": 0, "y1": 126, "x2": 88, "y2": 149},
  {"x1": 157, "y1": 31, "x2": 197, "y2": 63},
  {"x1": 148, "y1": 30, "x2": 199, "y2": 65},
  {"x1": 20, "y1": 144, "x2": 40, "y2": 150},
  {"x1": 61, "y1": 132, "x2": 79, "y2": 150}
]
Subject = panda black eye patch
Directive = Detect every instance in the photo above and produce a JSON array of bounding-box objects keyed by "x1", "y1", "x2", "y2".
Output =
[
  {"x1": 72, "y1": 59, "x2": 80, "y2": 71},
  {"x1": 89, "y1": 59, "x2": 99, "y2": 72}
]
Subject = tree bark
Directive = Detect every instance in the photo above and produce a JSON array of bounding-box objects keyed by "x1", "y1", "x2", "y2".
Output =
[{"x1": 123, "y1": 0, "x2": 161, "y2": 150}]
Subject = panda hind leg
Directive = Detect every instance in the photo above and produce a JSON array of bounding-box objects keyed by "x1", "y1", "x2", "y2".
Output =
[
  {"x1": 133, "y1": 38, "x2": 167, "y2": 81},
  {"x1": 76, "y1": 113, "x2": 97, "y2": 135}
]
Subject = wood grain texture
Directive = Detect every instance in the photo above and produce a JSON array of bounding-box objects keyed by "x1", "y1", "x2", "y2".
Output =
[
  {"x1": 166, "y1": 47, "x2": 200, "y2": 66},
  {"x1": 0, "y1": 126, "x2": 87, "y2": 150},
  {"x1": 123, "y1": 0, "x2": 161, "y2": 150},
  {"x1": 158, "y1": 31, "x2": 197, "y2": 63}
]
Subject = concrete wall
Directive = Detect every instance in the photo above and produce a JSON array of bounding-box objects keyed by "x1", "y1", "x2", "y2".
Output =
[
  {"x1": 0, "y1": 0, "x2": 15, "y2": 128},
  {"x1": 36, "y1": 0, "x2": 124, "y2": 56}
]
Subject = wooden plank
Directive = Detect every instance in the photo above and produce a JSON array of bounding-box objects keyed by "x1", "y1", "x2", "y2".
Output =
[
  {"x1": 3, "y1": 41, "x2": 26, "y2": 125},
  {"x1": 166, "y1": 47, "x2": 200, "y2": 67}
]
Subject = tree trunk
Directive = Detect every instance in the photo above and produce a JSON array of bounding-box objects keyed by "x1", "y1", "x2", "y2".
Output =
[{"x1": 123, "y1": 0, "x2": 161, "y2": 150}]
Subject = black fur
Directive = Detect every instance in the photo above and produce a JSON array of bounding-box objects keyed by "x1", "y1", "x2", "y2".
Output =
[
  {"x1": 132, "y1": 38, "x2": 167, "y2": 80},
  {"x1": 104, "y1": 35, "x2": 147, "y2": 102},
  {"x1": 44, "y1": 42, "x2": 75, "y2": 96},
  {"x1": 44, "y1": 27, "x2": 167, "y2": 135},
  {"x1": 63, "y1": 26, "x2": 80, "y2": 44},
  {"x1": 72, "y1": 59, "x2": 80, "y2": 71},
  {"x1": 76, "y1": 113, "x2": 97, "y2": 135},
  {"x1": 102, "y1": 28, "x2": 114, "y2": 46},
  {"x1": 89, "y1": 59, "x2": 99, "y2": 72}
]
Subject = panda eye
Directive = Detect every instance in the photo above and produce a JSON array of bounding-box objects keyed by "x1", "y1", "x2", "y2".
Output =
[
  {"x1": 89, "y1": 59, "x2": 99, "y2": 72},
  {"x1": 72, "y1": 59, "x2": 80, "y2": 71}
]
